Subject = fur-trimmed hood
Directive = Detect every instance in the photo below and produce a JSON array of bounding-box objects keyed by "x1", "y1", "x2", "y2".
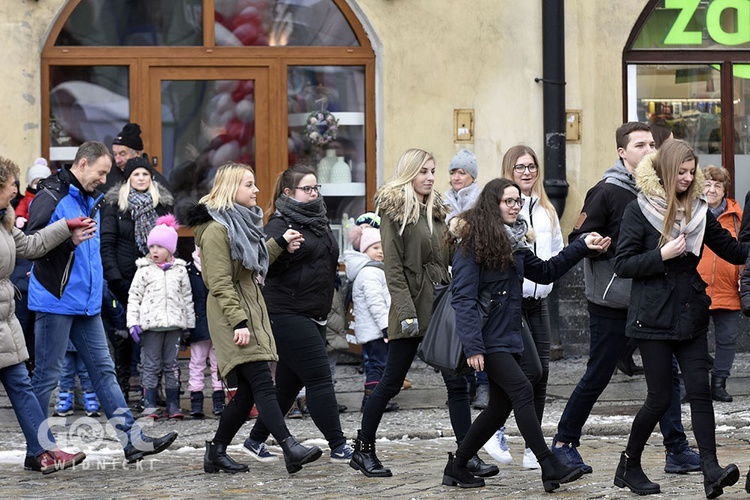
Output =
[
  {"x1": 182, "y1": 203, "x2": 212, "y2": 228},
  {"x1": 375, "y1": 184, "x2": 450, "y2": 225},
  {"x1": 104, "y1": 182, "x2": 174, "y2": 208},
  {"x1": 635, "y1": 153, "x2": 706, "y2": 201},
  {"x1": 1, "y1": 205, "x2": 15, "y2": 232}
]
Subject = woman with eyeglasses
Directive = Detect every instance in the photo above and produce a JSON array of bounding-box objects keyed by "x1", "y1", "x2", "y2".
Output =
[
  {"x1": 241, "y1": 163, "x2": 354, "y2": 465},
  {"x1": 350, "y1": 149, "x2": 497, "y2": 480},
  {"x1": 446, "y1": 177, "x2": 609, "y2": 490},
  {"x1": 482, "y1": 145, "x2": 564, "y2": 469}
]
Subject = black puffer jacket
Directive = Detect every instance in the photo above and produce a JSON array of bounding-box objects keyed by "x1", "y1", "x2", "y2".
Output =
[
  {"x1": 99, "y1": 183, "x2": 173, "y2": 304},
  {"x1": 261, "y1": 213, "x2": 339, "y2": 321}
]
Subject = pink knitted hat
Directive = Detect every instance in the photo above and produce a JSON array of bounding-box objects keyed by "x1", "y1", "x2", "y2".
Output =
[
  {"x1": 359, "y1": 226, "x2": 381, "y2": 253},
  {"x1": 147, "y1": 214, "x2": 179, "y2": 254}
]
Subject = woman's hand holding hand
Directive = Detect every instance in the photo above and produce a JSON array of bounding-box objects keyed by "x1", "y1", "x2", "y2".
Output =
[
  {"x1": 69, "y1": 217, "x2": 97, "y2": 245},
  {"x1": 234, "y1": 327, "x2": 251, "y2": 346},
  {"x1": 467, "y1": 354, "x2": 484, "y2": 372},
  {"x1": 583, "y1": 232, "x2": 612, "y2": 252},
  {"x1": 660, "y1": 234, "x2": 686, "y2": 261},
  {"x1": 283, "y1": 229, "x2": 305, "y2": 253},
  {"x1": 282, "y1": 229, "x2": 302, "y2": 243}
]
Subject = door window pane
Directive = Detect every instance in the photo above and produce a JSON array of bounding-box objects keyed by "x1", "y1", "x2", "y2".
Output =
[
  {"x1": 161, "y1": 79, "x2": 256, "y2": 220},
  {"x1": 288, "y1": 65, "x2": 365, "y2": 254},
  {"x1": 215, "y1": 0, "x2": 358, "y2": 47},
  {"x1": 49, "y1": 65, "x2": 129, "y2": 162},
  {"x1": 734, "y1": 64, "x2": 750, "y2": 206},
  {"x1": 629, "y1": 64, "x2": 722, "y2": 164},
  {"x1": 56, "y1": 0, "x2": 202, "y2": 46}
]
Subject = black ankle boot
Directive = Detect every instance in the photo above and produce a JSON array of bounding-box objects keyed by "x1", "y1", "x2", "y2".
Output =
[
  {"x1": 124, "y1": 431, "x2": 178, "y2": 463},
  {"x1": 613, "y1": 451, "x2": 660, "y2": 495},
  {"x1": 349, "y1": 430, "x2": 392, "y2": 477},
  {"x1": 204, "y1": 440, "x2": 249, "y2": 473},
  {"x1": 701, "y1": 456, "x2": 739, "y2": 499},
  {"x1": 455, "y1": 440, "x2": 498, "y2": 478},
  {"x1": 279, "y1": 435, "x2": 322, "y2": 474},
  {"x1": 711, "y1": 375, "x2": 733, "y2": 403},
  {"x1": 190, "y1": 391, "x2": 204, "y2": 418},
  {"x1": 539, "y1": 453, "x2": 585, "y2": 492},
  {"x1": 745, "y1": 467, "x2": 749, "y2": 493},
  {"x1": 441, "y1": 453, "x2": 485, "y2": 488}
]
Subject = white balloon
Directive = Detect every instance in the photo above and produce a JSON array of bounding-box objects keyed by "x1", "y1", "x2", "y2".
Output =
[
  {"x1": 215, "y1": 0, "x2": 239, "y2": 20},
  {"x1": 211, "y1": 140, "x2": 240, "y2": 168},
  {"x1": 235, "y1": 99, "x2": 255, "y2": 123}
]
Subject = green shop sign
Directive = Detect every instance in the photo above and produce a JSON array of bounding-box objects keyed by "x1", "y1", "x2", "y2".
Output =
[{"x1": 663, "y1": 0, "x2": 750, "y2": 46}]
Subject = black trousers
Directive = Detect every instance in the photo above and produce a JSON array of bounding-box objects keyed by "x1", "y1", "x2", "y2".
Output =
[
  {"x1": 625, "y1": 334, "x2": 716, "y2": 459},
  {"x1": 213, "y1": 361, "x2": 289, "y2": 446},
  {"x1": 250, "y1": 313, "x2": 346, "y2": 450},
  {"x1": 456, "y1": 351, "x2": 551, "y2": 463},
  {"x1": 360, "y1": 337, "x2": 471, "y2": 444}
]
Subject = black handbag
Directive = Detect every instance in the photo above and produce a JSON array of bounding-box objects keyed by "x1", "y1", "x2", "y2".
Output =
[{"x1": 417, "y1": 284, "x2": 475, "y2": 377}]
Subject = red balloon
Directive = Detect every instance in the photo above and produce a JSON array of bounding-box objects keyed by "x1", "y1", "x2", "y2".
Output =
[
  {"x1": 225, "y1": 118, "x2": 244, "y2": 141},
  {"x1": 232, "y1": 24, "x2": 259, "y2": 46}
]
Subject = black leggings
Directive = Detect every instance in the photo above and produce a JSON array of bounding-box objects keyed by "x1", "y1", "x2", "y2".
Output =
[
  {"x1": 213, "y1": 361, "x2": 289, "y2": 446},
  {"x1": 360, "y1": 337, "x2": 471, "y2": 444},
  {"x1": 250, "y1": 313, "x2": 346, "y2": 450},
  {"x1": 519, "y1": 298, "x2": 550, "y2": 447},
  {"x1": 626, "y1": 334, "x2": 715, "y2": 459},
  {"x1": 457, "y1": 351, "x2": 551, "y2": 463}
]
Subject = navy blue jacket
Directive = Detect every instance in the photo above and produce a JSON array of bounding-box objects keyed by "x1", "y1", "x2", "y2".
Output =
[
  {"x1": 451, "y1": 238, "x2": 588, "y2": 358},
  {"x1": 186, "y1": 261, "x2": 210, "y2": 344}
]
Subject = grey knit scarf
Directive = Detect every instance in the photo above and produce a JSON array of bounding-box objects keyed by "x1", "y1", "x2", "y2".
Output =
[
  {"x1": 274, "y1": 195, "x2": 329, "y2": 236},
  {"x1": 129, "y1": 189, "x2": 157, "y2": 255},
  {"x1": 207, "y1": 204, "x2": 269, "y2": 278},
  {"x1": 505, "y1": 216, "x2": 532, "y2": 252}
]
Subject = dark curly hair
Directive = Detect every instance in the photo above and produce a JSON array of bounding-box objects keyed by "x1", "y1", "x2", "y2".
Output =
[{"x1": 450, "y1": 178, "x2": 520, "y2": 270}]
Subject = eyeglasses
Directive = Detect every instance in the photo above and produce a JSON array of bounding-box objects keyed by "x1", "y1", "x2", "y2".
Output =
[
  {"x1": 502, "y1": 197, "x2": 524, "y2": 208},
  {"x1": 513, "y1": 163, "x2": 538, "y2": 173},
  {"x1": 295, "y1": 184, "x2": 321, "y2": 194}
]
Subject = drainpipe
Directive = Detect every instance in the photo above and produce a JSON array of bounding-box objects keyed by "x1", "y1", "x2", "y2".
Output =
[
  {"x1": 536, "y1": 0, "x2": 568, "y2": 360},
  {"x1": 536, "y1": 0, "x2": 568, "y2": 217}
]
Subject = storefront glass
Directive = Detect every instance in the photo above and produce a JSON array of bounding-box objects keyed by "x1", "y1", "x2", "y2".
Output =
[{"x1": 734, "y1": 64, "x2": 750, "y2": 197}]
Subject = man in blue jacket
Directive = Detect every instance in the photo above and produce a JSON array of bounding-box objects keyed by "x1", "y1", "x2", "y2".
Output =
[
  {"x1": 551, "y1": 122, "x2": 700, "y2": 475},
  {"x1": 26, "y1": 141, "x2": 177, "y2": 470}
]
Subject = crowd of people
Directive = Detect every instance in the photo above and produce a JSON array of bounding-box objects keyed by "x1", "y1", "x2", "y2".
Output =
[{"x1": 1, "y1": 119, "x2": 749, "y2": 497}]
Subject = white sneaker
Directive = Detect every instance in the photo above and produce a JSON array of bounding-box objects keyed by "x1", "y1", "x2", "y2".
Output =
[
  {"x1": 523, "y1": 447, "x2": 540, "y2": 469},
  {"x1": 483, "y1": 427, "x2": 513, "y2": 464}
]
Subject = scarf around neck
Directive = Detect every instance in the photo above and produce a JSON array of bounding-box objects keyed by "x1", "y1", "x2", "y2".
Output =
[
  {"x1": 505, "y1": 216, "x2": 531, "y2": 252},
  {"x1": 128, "y1": 189, "x2": 158, "y2": 255},
  {"x1": 207, "y1": 204, "x2": 269, "y2": 278},
  {"x1": 637, "y1": 192, "x2": 707, "y2": 257},
  {"x1": 275, "y1": 195, "x2": 329, "y2": 236}
]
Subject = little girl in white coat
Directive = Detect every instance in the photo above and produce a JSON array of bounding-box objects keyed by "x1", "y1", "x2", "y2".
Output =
[{"x1": 127, "y1": 214, "x2": 195, "y2": 419}]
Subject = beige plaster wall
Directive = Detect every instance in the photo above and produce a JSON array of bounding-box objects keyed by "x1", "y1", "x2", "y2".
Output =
[{"x1": 0, "y1": 0, "x2": 65, "y2": 170}]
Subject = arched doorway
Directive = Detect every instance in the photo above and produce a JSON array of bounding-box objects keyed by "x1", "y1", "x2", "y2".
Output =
[{"x1": 42, "y1": 0, "x2": 376, "y2": 230}]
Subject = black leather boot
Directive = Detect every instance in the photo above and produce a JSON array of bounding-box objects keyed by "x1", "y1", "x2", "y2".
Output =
[
  {"x1": 613, "y1": 451, "x2": 660, "y2": 495},
  {"x1": 349, "y1": 430, "x2": 392, "y2": 477},
  {"x1": 204, "y1": 440, "x2": 249, "y2": 473},
  {"x1": 455, "y1": 440, "x2": 498, "y2": 477},
  {"x1": 279, "y1": 435, "x2": 322, "y2": 474},
  {"x1": 190, "y1": 391, "x2": 204, "y2": 418},
  {"x1": 124, "y1": 431, "x2": 178, "y2": 463},
  {"x1": 701, "y1": 456, "x2": 739, "y2": 499},
  {"x1": 744, "y1": 467, "x2": 749, "y2": 493},
  {"x1": 711, "y1": 375, "x2": 733, "y2": 403},
  {"x1": 441, "y1": 452, "x2": 485, "y2": 488},
  {"x1": 538, "y1": 452, "x2": 584, "y2": 492}
]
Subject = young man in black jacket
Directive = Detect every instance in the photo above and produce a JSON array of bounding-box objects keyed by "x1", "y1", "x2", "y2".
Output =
[{"x1": 550, "y1": 122, "x2": 701, "y2": 475}]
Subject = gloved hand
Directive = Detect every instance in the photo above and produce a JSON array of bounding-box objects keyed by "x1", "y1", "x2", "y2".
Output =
[
  {"x1": 66, "y1": 216, "x2": 94, "y2": 231},
  {"x1": 114, "y1": 329, "x2": 129, "y2": 339},
  {"x1": 381, "y1": 327, "x2": 388, "y2": 339},
  {"x1": 129, "y1": 325, "x2": 142, "y2": 343},
  {"x1": 15, "y1": 216, "x2": 27, "y2": 229},
  {"x1": 400, "y1": 318, "x2": 419, "y2": 337}
]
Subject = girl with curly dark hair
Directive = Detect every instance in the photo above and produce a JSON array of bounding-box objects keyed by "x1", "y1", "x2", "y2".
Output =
[{"x1": 444, "y1": 178, "x2": 609, "y2": 491}]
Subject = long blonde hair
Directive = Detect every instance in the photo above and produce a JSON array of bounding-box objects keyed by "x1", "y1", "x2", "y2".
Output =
[
  {"x1": 651, "y1": 139, "x2": 699, "y2": 246},
  {"x1": 380, "y1": 149, "x2": 436, "y2": 235},
  {"x1": 501, "y1": 145, "x2": 558, "y2": 229},
  {"x1": 200, "y1": 162, "x2": 254, "y2": 211},
  {"x1": 117, "y1": 177, "x2": 162, "y2": 211}
]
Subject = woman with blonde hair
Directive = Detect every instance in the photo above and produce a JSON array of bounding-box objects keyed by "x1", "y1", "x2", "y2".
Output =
[
  {"x1": 350, "y1": 149, "x2": 497, "y2": 479},
  {"x1": 614, "y1": 140, "x2": 746, "y2": 497},
  {"x1": 185, "y1": 162, "x2": 321, "y2": 474},
  {"x1": 483, "y1": 145, "x2": 564, "y2": 468}
]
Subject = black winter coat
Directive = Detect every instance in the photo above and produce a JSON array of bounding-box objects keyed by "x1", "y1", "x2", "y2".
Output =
[
  {"x1": 261, "y1": 213, "x2": 339, "y2": 321},
  {"x1": 99, "y1": 184, "x2": 173, "y2": 304},
  {"x1": 186, "y1": 261, "x2": 210, "y2": 344},
  {"x1": 451, "y1": 238, "x2": 589, "y2": 358},
  {"x1": 615, "y1": 201, "x2": 749, "y2": 341}
]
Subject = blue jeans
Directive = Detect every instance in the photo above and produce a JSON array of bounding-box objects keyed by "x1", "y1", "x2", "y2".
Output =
[
  {"x1": 362, "y1": 338, "x2": 388, "y2": 386},
  {"x1": 555, "y1": 308, "x2": 689, "y2": 453},
  {"x1": 60, "y1": 348, "x2": 94, "y2": 393},
  {"x1": 32, "y1": 312, "x2": 135, "y2": 449},
  {"x1": 1, "y1": 362, "x2": 55, "y2": 457}
]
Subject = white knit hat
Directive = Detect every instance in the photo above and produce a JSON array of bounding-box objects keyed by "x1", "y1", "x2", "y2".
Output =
[{"x1": 27, "y1": 157, "x2": 51, "y2": 185}]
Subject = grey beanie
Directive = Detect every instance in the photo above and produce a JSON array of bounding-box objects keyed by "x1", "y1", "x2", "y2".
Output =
[{"x1": 449, "y1": 149, "x2": 477, "y2": 179}]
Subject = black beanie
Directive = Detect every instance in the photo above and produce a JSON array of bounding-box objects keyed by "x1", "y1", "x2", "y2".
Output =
[
  {"x1": 112, "y1": 123, "x2": 144, "y2": 151},
  {"x1": 123, "y1": 156, "x2": 154, "y2": 180}
]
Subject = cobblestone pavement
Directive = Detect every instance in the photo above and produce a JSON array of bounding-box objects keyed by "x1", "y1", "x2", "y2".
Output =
[{"x1": 0, "y1": 353, "x2": 749, "y2": 498}]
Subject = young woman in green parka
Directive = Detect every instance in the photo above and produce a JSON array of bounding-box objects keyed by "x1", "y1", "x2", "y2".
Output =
[
  {"x1": 350, "y1": 149, "x2": 497, "y2": 479},
  {"x1": 185, "y1": 162, "x2": 322, "y2": 474}
]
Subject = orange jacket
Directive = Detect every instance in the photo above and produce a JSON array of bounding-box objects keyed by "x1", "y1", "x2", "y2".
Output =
[{"x1": 697, "y1": 197, "x2": 743, "y2": 311}]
